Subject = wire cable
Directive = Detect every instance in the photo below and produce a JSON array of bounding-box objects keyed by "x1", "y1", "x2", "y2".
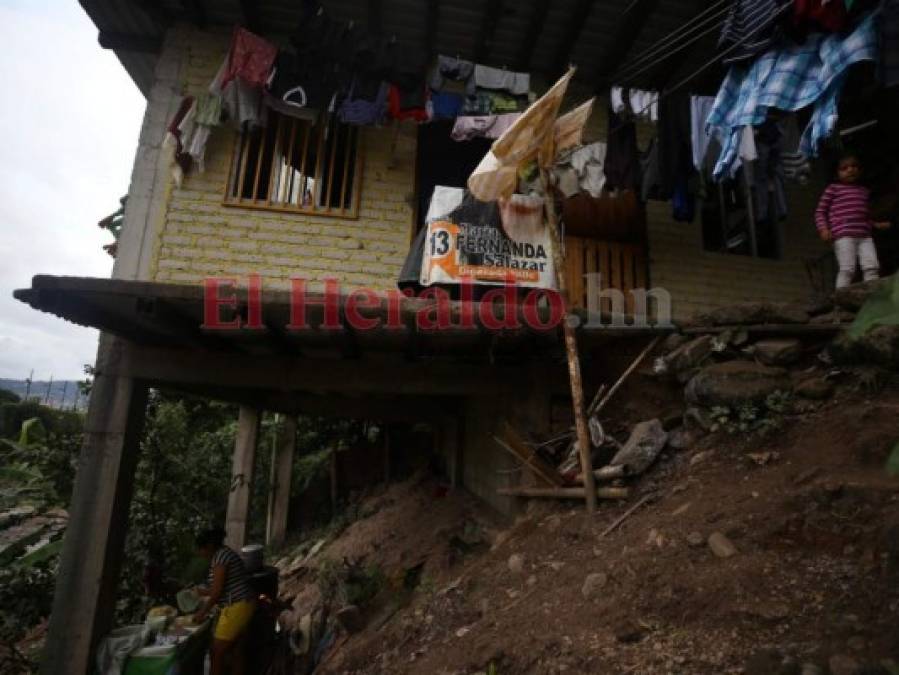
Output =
[
  {"x1": 604, "y1": 2, "x2": 794, "y2": 138},
  {"x1": 613, "y1": 11, "x2": 730, "y2": 85},
  {"x1": 613, "y1": 5, "x2": 731, "y2": 83},
  {"x1": 612, "y1": 0, "x2": 731, "y2": 79}
]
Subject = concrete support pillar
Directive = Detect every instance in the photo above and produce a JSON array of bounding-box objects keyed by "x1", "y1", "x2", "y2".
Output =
[
  {"x1": 266, "y1": 415, "x2": 296, "y2": 548},
  {"x1": 225, "y1": 406, "x2": 260, "y2": 550},
  {"x1": 41, "y1": 335, "x2": 148, "y2": 675}
]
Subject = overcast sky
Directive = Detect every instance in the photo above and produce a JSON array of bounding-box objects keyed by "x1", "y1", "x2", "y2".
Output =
[{"x1": 0, "y1": 0, "x2": 145, "y2": 380}]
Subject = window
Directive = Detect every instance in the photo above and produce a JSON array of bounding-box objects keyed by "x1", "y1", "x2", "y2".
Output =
[{"x1": 225, "y1": 111, "x2": 362, "y2": 217}]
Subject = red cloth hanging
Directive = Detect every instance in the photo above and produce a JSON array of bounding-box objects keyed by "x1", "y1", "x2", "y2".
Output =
[
  {"x1": 387, "y1": 85, "x2": 428, "y2": 122},
  {"x1": 222, "y1": 26, "x2": 278, "y2": 89}
]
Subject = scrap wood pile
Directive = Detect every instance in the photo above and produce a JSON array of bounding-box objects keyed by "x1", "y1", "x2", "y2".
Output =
[{"x1": 495, "y1": 275, "x2": 899, "y2": 503}]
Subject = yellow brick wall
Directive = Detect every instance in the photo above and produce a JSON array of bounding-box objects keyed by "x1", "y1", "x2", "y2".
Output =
[{"x1": 149, "y1": 28, "x2": 416, "y2": 292}]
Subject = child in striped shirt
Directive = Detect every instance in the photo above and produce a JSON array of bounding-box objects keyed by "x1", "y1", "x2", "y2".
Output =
[{"x1": 815, "y1": 155, "x2": 891, "y2": 289}]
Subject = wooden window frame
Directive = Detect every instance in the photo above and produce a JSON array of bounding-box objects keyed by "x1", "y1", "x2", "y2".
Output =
[{"x1": 222, "y1": 111, "x2": 364, "y2": 219}]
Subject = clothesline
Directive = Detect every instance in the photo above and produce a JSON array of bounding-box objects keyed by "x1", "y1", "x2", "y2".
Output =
[
  {"x1": 613, "y1": 0, "x2": 733, "y2": 83},
  {"x1": 603, "y1": 2, "x2": 796, "y2": 143}
]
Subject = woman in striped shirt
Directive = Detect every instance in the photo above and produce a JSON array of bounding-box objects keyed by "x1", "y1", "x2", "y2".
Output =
[
  {"x1": 815, "y1": 155, "x2": 891, "y2": 289},
  {"x1": 194, "y1": 528, "x2": 256, "y2": 675}
]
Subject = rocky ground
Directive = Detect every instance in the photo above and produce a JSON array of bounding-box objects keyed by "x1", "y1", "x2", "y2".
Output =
[{"x1": 275, "y1": 278, "x2": 899, "y2": 675}]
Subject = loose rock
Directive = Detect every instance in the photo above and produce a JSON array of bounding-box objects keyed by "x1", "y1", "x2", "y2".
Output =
[
  {"x1": 753, "y1": 338, "x2": 803, "y2": 366},
  {"x1": 667, "y1": 427, "x2": 696, "y2": 451},
  {"x1": 508, "y1": 553, "x2": 525, "y2": 574},
  {"x1": 795, "y1": 377, "x2": 835, "y2": 400},
  {"x1": 687, "y1": 531, "x2": 704, "y2": 547},
  {"x1": 685, "y1": 360, "x2": 792, "y2": 407},
  {"x1": 609, "y1": 419, "x2": 668, "y2": 475},
  {"x1": 707, "y1": 532, "x2": 738, "y2": 558},
  {"x1": 665, "y1": 335, "x2": 715, "y2": 375},
  {"x1": 828, "y1": 654, "x2": 861, "y2": 675},
  {"x1": 581, "y1": 572, "x2": 608, "y2": 599}
]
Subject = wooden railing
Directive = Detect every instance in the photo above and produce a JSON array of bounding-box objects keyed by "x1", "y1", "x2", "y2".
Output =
[{"x1": 563, "y1": 237, "x2": 647, "y2": 313}]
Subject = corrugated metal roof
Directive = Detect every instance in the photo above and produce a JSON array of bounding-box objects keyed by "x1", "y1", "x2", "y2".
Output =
[{"x1": 78, "y1": 0, "x2": 722, "y2": 97}]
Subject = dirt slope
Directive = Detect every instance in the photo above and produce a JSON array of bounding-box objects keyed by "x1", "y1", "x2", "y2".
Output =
[{"x1": 286, "y1": 378, "x2": 899, "y2": 675}]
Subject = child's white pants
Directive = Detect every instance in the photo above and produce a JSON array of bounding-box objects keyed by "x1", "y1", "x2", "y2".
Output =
[{"x1": 834, "y1": 236, "x2": 880, "y2": 289}]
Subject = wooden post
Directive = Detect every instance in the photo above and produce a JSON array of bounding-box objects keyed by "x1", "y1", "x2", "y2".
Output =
[
  {"x1": 40, "y1": 335, "x2": 148, "y2": 675},
  {"x1": 225, "y1": 406, "x2": 260, "y2": 550},
  {"x1": 266, "y1": 415, "x2": 296, "y2": 548},
  {"x1": 330, "y1": 447, "x2": 339, "y2": 515},
  {"x1": 383, "y1": 426, "x2": 391, "y2": 484},
  {"x1": 540, "y1": 167, "x2": 598, "y2": 513},
  {"x1": 437, "y1": 418, "x2": 463, "y2": 489}
]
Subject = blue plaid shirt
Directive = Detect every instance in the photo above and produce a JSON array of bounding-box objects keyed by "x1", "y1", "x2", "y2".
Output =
[{"x1": 707, "y1": 13, "x2": 877, "y2": 180}]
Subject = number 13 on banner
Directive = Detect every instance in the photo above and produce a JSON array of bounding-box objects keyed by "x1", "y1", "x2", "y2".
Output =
[{"x1": 423, "y1": 220, "x2": 461, "y2": 282}]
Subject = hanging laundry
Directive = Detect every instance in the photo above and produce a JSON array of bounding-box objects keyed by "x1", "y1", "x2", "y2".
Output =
[
  {"x1": 487, "y1": 91, "x2": 525, "y2": 113},
  {"x1": 429, "y1": 55, "x2": 475, "y2": 91},
  {"x1": 779, "y1": 114, "x2": 812, "y2": 183},
  {"x1": 689, "y1": 96, "x2": 716, "y2": 171},
  {"x1": 671, "y1": 179, "x2": 696, "y2": 222},
  {"x1": 707, "y1": 12, "x2": 877, "y2": 179},
  {"x1": 739, "y1": 126, "x2": 758, "y2": 163},
  {"x1": 222, "y1": 27, "x2": 278, "y2": 89},
  {"x1": 628, "y1": 89, "x2": 659, "y2": 122},
  {"x1": 164, "y1": 96, "x2": 195, "y2": 186},
  {"x1": 604, "y1": 106, "x2": 640, "y2": 190},
  {"x1": 462, "y1": 92, "x2": 494, "y2": 116},
  {"x1": 339, "y1": 81, "x2": 389, "y2": 126},
  {"x1": 472, "y1": 64, "x2": 530, "y2": 96},
  {"x1": 180, "y1": 93, "x2": 222, "y2": 174},
  {"x1": 882, "y1": 0, "x2": 899, "y2": 87},
  {"x1": 718, "y1": 0, "x2": 793, "y2": 65},
  {"x1": 450, "y1": 114, "x2": 521, "y2": 142},
  {"x1": 428, "y1": 92, "x2": 465, "y2": 120},
  {"x1": 640, "y1": 138, "x2": 661, "y2": 202},
  {"x1": 553, "y1": 142, "x2": 607, "y2": 198},
  {"x1": 388, "y1": 85, "x2": 428, "y2": 122},
  {"x1": 610, "y1": 87, "x2": 627, "y2": 114},
  {"x1": 750, "y1": 119, "x2": 789, "y2": 223},
  {"x1": 221, "y1": 78, "x2": 266, "y2": 129},
  {"x1": 657, "y1": 92, "x2": 693, "y2": 199},
  {"x1": 792, "y1": 0, "x2": 849, "y2": 34}
]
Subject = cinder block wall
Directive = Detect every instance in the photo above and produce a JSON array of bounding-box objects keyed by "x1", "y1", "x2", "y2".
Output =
[
  {"x1": 120, "y1": 33, "x2": 830, "y2": 312},
  {"x1": 117, "y1": 24, "x2": 416, "y2": 292}
]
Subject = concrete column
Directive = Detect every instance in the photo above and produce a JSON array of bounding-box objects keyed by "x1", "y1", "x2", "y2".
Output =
[
  {"x1": 225, "y1": 406, "x2": 260, "y2": 550},
  {"x1": 113, "y1": 24, "x2": 193, "y2": 281},
  {"x1": 40, "y1": 335, "x2": 148, "y2": 675},
  {"x1": 265, "y1": 415, "x2": 296, "y2": 548}
]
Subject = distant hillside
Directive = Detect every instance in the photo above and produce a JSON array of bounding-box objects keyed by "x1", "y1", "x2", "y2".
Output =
[{"x1": 0, "y1": 379, "x2": 87, "y2": 410}]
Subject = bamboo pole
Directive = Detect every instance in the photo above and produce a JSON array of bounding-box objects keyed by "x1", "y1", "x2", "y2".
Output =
[
  {"x1": 540, "y1": 167, "x2": 597, "y2": 513},
  {"x1": 497, "y1": 486, "x2": 630, "y2": 500}
]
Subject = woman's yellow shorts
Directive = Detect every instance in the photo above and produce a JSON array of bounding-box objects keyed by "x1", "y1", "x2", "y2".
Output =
[{"x1": 213, "y1": 600, "x2": 255, "y2": 641}]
